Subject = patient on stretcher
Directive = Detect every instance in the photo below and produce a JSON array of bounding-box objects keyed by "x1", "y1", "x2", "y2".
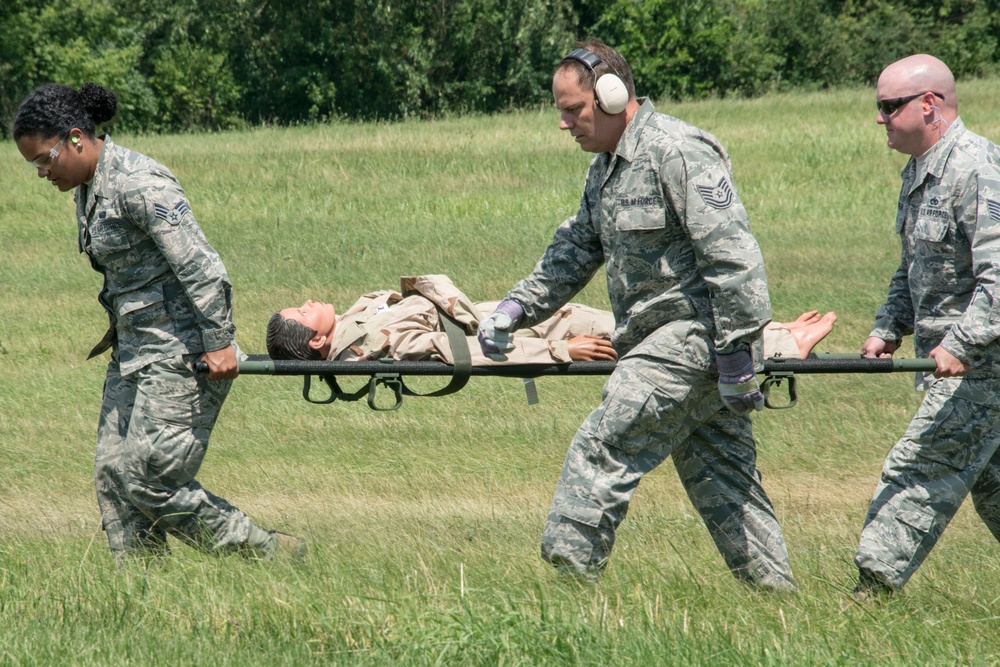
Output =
[{"x1": 265, "y1": 275, "x2": 835, "y2": 364}]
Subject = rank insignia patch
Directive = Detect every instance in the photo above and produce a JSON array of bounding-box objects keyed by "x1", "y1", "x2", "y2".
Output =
[
  {"x1": 154, "y1": 201, "x2": 191, "y2": 225},
  {"x1": 988, "y1": 199, "x2": 1000, "y2": 222},
  {"x1": 696, "y1": 177, "x2": 734, "y2": 210}
]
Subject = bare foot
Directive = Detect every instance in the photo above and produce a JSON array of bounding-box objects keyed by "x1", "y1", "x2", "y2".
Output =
[{"x1": 789, "y1": 312, "x2": 837, "y2": 358}]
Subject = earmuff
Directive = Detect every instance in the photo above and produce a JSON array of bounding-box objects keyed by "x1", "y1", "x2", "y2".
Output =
[{"x1": 561, "y1": 48, "x2": 629, "y2": 115}]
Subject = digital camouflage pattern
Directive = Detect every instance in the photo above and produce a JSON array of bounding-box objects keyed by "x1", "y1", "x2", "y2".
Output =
[
  {"x1": 540, "y1": 356, "x2": 796, "y2": 589},
  {"x1": 870, "y1": 118, "x2": 1000, "y2": 374},
  {"x1": 77, "y1": 136, "x2": 235, "y2": 376},
  {"x1": 507, "y1": 100, "x2": 795, "y2": 589},
  {"x1": 855, "y1": 375, "x2": 1000, "y2": 589},
  {"x1": 507, "y1": 99, "x2": 771, "y2": 363},
  {"x1": 857, "y1": 119, "x2": 1000, "y2": 589},
  {"x1": 79, "y1": 137, "x2": 271, "y2": 559},
  {"x1": 97, "y1": 355, "x2": 273, "y2": 560}
]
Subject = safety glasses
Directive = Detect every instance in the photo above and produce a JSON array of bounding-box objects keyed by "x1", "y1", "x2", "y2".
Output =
[
  {"x1": 26, "y1": 136, "x2": 67, "y2": 169},
  {"x1": 876, "y1": 91, "x2": 944, "y2": 116}
]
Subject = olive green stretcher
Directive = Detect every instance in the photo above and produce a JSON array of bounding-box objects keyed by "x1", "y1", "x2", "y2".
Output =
[{"x1": 198, "y1": 353, "x2": 938, "y2": 412}]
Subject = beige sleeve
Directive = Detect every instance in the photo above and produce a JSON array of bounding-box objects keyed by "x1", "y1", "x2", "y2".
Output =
[
  {"x1": 519, "y1": 303, "x2": 615, "y2": 340},
  {"x1": 763, "y1": 323, "x2": 800, "y2": 358},
  {"x1": 476, "y1": 301, "x2": 615, "y2": 340},
  {"x1": 387, "y1": 330, "x2": 571, "y2": 365},
  {"x1": 381, "y1": 296, "x2": 573, "y2": 364},
  {"x1": 399, "y1": 275, "x2": 485, "y2": 332}
]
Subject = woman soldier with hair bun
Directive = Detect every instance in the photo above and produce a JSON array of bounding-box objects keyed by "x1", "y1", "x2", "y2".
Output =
[{"x1": 13, "y1": 83, "x2": 305, "y2": 564}]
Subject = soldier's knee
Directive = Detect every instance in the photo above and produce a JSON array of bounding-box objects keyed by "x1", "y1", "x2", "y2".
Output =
[
  {"x1": 121, "y1": 461, "x2": 165, "y2": 517},
  {"x1": 124, "y1": 479, "x2": 157, "y2": 516},
  {"x1": 94, "y1": 458, "x2": 124, "y2": 493}
]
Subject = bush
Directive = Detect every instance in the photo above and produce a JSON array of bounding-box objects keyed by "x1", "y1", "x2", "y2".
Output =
[
  {"x1": 2, "y1": 0, "x2": 1000, "y2": 135},
  {"x1": 597, "y1": 0, "x2": 1000, "y2": 99}
]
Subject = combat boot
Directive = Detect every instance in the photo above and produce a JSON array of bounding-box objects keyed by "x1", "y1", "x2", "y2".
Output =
[
  {"x1": 842, "y1": 569, "x2": 895, "y2": 612},
  {"x1": 266, "y1": 530, "x2": 309, "y2": 563}
]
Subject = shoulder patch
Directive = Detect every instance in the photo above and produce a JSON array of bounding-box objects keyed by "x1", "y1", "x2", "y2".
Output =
[
  {"x1": 696, "y1": 177, "x2": 734, "y2": 210},
  {"x1": 988, "y1": 199, "x2": 1000, "y2": 222},
  {"x1": 154, "y1": 201, "x2": 191, "y2": 225}
]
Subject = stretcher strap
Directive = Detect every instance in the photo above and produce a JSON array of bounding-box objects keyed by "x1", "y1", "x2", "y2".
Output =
[{"x1": 398, "y1": 309, "x2": 472, "y2": 397}]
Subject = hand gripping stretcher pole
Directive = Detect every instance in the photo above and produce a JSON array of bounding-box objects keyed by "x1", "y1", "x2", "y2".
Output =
[{"x1": 197, "y1": 352, "x2": 938, "y2": 411}]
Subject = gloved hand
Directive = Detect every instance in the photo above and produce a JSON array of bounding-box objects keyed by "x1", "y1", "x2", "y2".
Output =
[
  {"x1": 477, "y1": 299, "x2": 524, "y2": 359},
  {"x1": 716, "y1": 349, "x2": 764, "y2": 414}
]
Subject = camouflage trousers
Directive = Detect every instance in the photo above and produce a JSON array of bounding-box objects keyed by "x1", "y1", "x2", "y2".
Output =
[
  {"x1": 96, "y1": 353, "x2": 273, "y2": 561},
  {"x1": 540, "y1": 354, "x2": 797, "y2": 591},
  {"x1": 855, "y1": 375, "x2": 1000, "y2": 590}
]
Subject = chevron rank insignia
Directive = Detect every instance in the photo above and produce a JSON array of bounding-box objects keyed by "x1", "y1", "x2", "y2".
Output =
[
  {"x1": 696, "y1": 177, "x2": 735, "y2": 210},
  {"x1": 988, "y1": 199, "x2": 1000, "y2": 222},
  {"x1": 154, "y1": 201, "x2": 191, "y2": 225}
]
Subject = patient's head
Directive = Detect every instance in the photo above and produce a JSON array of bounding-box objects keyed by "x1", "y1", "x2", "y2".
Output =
[{"x1": 265, "y1": 300, "x2": 337, "y2": 360}]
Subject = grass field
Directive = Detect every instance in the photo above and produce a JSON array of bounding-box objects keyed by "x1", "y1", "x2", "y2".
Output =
[{"x1": 2, "y1": 80, "x2": 1000, "y2": 665}]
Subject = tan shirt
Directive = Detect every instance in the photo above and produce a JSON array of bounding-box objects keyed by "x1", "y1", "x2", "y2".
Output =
[{"x1": 326, "y1": 275, "x2": 614, "y2": 365}]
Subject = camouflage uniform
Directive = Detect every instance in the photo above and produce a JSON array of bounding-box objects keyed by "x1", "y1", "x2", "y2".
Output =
[
  {"x1": 856, "y1": 119, "x2": 1000, "y2": 590},
  {"x1": 506, "y1": 100, "x2": 796, "y2": 589},
  {"x1": 79, "y1": 136, "x2": 273, "y2": 561}
]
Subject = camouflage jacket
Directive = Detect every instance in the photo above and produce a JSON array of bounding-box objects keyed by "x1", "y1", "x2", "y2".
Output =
[
  {"x1": 871, "y1": 118, "x2": 1000, "y2": 375},
  {"x1": 76, "y1": 136, "x2": 235, "y2": 376},
  {"x1": 506, "y1": 99, "x2": 771, "y2": 366}
]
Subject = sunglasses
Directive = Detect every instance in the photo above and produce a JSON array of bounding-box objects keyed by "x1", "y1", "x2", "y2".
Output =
[{"x1": 876, "y1": 91, "x2": 945, "y2": 116}]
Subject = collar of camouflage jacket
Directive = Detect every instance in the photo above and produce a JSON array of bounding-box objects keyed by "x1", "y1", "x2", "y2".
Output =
[
  {"x1": 907, "y1": 117, "x2": 966, "y2": 195},
  {"x1": 80, "y1": 134, "x2": 117, "y2": 222},
  {"x1": 614, "y1": 97, "x2": 655, "y2": 163}
]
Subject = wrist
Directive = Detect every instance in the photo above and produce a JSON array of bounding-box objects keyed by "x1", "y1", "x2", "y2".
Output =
[
  {"x1": 715, "y1": 349, "x2": 754, "y2": 376},
  {"x1": 495, "y1": 299, "x2": 524, "y2": 327}
]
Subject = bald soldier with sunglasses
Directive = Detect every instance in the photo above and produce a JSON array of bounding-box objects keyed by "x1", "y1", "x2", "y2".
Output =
[{"x1": 852, "y1": 55, "x2": 1000, "y2": 599}]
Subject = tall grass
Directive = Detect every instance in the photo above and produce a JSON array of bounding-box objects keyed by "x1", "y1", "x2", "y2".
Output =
[{"x1": 2, "y1": 80, "x2": 1000, "y2": 665}]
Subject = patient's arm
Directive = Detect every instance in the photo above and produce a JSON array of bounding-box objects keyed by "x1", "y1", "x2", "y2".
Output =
[{"x1": 567, "y1": 334, "x2": 617, "y2": 361}]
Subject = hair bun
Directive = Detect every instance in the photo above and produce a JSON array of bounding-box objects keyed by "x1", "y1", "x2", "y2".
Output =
[{"x1": 78, "y1": 83, "x2": 118, "y2": 125}]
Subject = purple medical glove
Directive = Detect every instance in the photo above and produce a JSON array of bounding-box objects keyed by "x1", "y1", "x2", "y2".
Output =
[
  {"x1": 477, "y1": 299, "x2": 524, "y2": 359},
  {"x1": 715, "y1": 349, "x2": 764, "y2": 414}
]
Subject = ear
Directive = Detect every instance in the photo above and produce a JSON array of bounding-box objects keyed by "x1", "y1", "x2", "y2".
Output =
[
  {"x1": 921, "y1": 93, "x2": 939, "y2": 113},
  {"x1": 308, "y1": 333, "x2": 327, "y2": 351}
]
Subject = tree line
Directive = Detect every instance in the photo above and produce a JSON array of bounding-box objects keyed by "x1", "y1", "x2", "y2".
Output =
[{"x1": 2, "y1": 0, "x2": 997, "y2": 136}]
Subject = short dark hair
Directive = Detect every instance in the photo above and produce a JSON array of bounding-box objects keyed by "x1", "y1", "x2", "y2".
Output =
[
  {"x1": 558, "y1": 38, "x2": 635, "y2": 100},
  {"x1": 13, "y1": 82, "x2": 118, "y2": 141},
  {"x1": 266, "y1": 312, "x2": 322, "y2": 360}
]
